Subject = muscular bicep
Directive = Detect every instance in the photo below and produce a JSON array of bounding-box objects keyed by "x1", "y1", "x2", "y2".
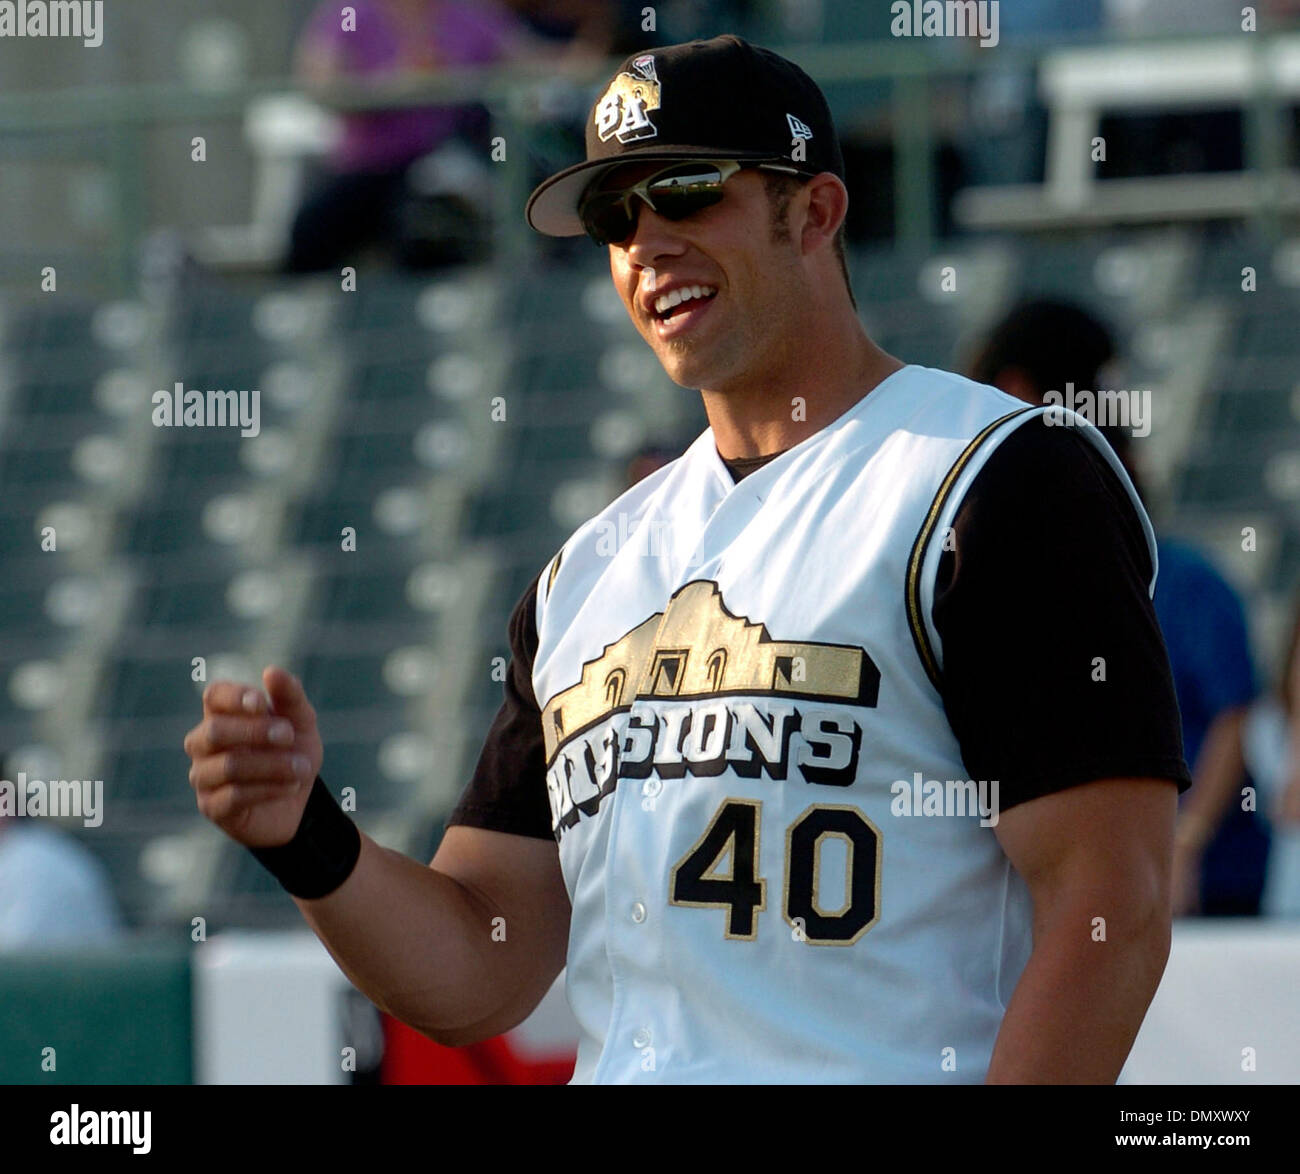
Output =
[
  {"x1": 429, "y1": 825, "x2": 570, "y2": 1043},
  {"x1": 994, "y1": 777, "x2": 1177, "y2": 930}
]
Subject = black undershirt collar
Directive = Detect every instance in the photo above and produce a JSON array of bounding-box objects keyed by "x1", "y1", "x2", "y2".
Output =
[{"x1": 720, "y1": 449, "x2": 788, "y2": 483}]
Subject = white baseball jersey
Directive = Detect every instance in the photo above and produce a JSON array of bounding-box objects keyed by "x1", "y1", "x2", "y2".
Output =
[{"x1": 528, "y1": 363, "x2": 1158, "y2": 1083}]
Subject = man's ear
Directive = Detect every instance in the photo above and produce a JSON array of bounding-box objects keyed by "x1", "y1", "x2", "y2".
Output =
[{"x1": 797, "y1": 173, "x2": 848, "y2": 256}]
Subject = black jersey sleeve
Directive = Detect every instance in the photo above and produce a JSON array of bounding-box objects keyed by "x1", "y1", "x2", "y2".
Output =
[
  {"x1": 932, "y1": 414, "x2": 1192, "y2": 812},
  {"x1": 444, "y1": 571, "x2": 554, "y2": 840}
]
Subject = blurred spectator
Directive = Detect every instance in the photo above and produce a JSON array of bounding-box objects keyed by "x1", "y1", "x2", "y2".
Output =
[
  {"x1": 500, "y1": 1, "x2": 757, "y2": 59},
  {"x1": 969, "y1": 299, "x2": 1269, "y2": 916},
  {"x1": 501, "y1": 0, "x2": 647, "y2": 61},
  {"x1": 1241, "y1": 606, "x2": 1300, "y2": 914},
  {"x1": 285, "y1": 0, "x2": 532, "y2": 272},
  {"x1": 0, "y1": 760, "x2": 122, "y2": 949},
  {"x1": 1172, "y1": 593, "x2": 1300, "y2": 916},
  {"x1": 1151, "y1": 535, "x2": 1264, "y2": 915}
]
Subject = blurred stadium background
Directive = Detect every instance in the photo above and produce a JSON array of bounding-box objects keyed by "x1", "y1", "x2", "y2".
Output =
[{"x1": 2, "y1": 0, "x2": 1299, "y2": 1084}]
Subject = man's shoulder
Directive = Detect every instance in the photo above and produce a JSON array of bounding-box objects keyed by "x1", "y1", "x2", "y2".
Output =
[
  {"x1": 952, "y1": 412, "x2": 1145, "y2": 538},
  {"x1": 888, "y1": 364, "x2": 1042, "y2": 441},
  {"x1": 901, "y1": 362, "x2": 1023, "y2": 404},
  {"x1": 983, "y1": 410, "x2": 1110, "y2": 473},
  {"x1": 887, "y1": 368, "x2": 1088, "y2": 511}
]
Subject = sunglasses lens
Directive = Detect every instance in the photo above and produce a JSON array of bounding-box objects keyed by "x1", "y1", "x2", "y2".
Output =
[
  {"x1": 646, "y1": 165, "x2": 726, "y2": 221},
  {"x1": 646, "y1": 164, "x2": 723, "y2": 195},
  {"x1": 580, "y1": 164, "x2": 731, "y2": 243},
  {"x1": 581, "y1": 194, "x2": 635, "y2": 245}
]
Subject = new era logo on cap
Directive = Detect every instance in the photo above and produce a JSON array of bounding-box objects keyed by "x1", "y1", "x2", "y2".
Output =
[{"x1": 787, "y1": 113, "x2": 813, "y2": 140}]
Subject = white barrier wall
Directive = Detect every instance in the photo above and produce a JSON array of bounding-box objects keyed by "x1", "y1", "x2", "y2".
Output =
[
  {"x1": 193, "y1": 931, "x2": 579, "y2": 1084},
  {"x1": 194, "y1": 933, "x2": 356, "y2": 1084},
  {"x1": 195, "y1": 925, "x2": 1300, "y2": 1083},
  {"x1": 1120, "y1": 921, "x2": 1300, "y2": 1084}
]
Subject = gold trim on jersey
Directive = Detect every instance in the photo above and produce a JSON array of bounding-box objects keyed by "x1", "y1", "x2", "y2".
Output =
[
  {"x1": 545, "y1": 546, "x2": 564, "y2": 598},
  {"x1": 904, "y1": 406, "x2": 1037, "y2": 694}
]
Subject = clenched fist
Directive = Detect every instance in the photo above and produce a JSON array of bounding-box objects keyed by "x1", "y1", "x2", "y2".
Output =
[{"x1": 184, "y1": 666, "x2": 324, "y2": 847}]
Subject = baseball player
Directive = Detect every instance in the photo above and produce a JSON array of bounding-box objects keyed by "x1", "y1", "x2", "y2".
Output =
[{"x1": 184, "y1": 35, "x2": 1191, "y2": 1083}]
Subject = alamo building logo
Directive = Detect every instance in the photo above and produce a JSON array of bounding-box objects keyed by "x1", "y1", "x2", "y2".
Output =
[
  {"x1": 594, "y1": 54, "x2": 662, "y2": 144},
  {"x1": 541, "y1": 581, "x2": 882, "y2": 833}
]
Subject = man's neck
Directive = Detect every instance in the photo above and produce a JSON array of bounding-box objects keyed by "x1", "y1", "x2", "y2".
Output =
[{"x1": 704, "y1": 335, "x2": 905, "y2": 460}]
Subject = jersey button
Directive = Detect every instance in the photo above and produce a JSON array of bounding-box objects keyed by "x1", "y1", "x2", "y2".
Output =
[
  {"x1": 632, "y1": 1028, "x2": 652, "y2": 1049},
  {"x1": 642, "y1": 779, "x2": 662, "y2": 798},
  {"x1": 630, "y1": 901, "x2": 647, "y2": 923}
]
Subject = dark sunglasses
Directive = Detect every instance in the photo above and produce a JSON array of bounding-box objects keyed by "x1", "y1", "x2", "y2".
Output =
[{"x1": 578, "y1": 159, "x2": 802, "y2": 246}]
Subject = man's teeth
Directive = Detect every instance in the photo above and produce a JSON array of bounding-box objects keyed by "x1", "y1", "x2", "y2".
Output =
[{"x1": 655, "y1": 285, "x2": 716, "y2": 317}]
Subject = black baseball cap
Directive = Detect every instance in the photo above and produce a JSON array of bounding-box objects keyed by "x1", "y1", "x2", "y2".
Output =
[{"x1": 525, "y1": 34, "x2": 845, "y2": 238}]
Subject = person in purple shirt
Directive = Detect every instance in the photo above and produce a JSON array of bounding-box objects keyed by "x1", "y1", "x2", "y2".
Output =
[{"x1": 285, "y1": 0, "x2": 528, "y2": 271}]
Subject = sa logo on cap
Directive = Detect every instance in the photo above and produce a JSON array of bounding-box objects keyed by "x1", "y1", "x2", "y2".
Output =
[{"x1": 595, "y1": 55, "x2": 661, "y2": 145}]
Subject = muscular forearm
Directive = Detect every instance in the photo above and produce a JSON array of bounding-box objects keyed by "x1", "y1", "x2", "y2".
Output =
[
  {"x1": 986, "y1": 903, "x2": 1170, "y2": 1083},
  {"x1": 293, "y1": 833, "x2": 536, "y2": 1044}
]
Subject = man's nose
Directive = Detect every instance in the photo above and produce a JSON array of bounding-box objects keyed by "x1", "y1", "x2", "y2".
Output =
[{"x1": 625, "y1": 199, "x2": 685, "y2": 261}]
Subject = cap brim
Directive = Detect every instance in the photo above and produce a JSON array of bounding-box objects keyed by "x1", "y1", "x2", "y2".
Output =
[{"x1": 525, "y1": 146, "x2": 793, "y2": 238}]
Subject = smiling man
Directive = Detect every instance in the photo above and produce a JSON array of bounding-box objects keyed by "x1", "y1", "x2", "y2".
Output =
[{"x1": 184, "y1": 35, "x2": 1191, "y2": 1084}]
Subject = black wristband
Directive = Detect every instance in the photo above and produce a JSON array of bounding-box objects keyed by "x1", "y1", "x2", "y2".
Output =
[{"x1": 250, "y1": 776, "x2": 361, "y2": 900}]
